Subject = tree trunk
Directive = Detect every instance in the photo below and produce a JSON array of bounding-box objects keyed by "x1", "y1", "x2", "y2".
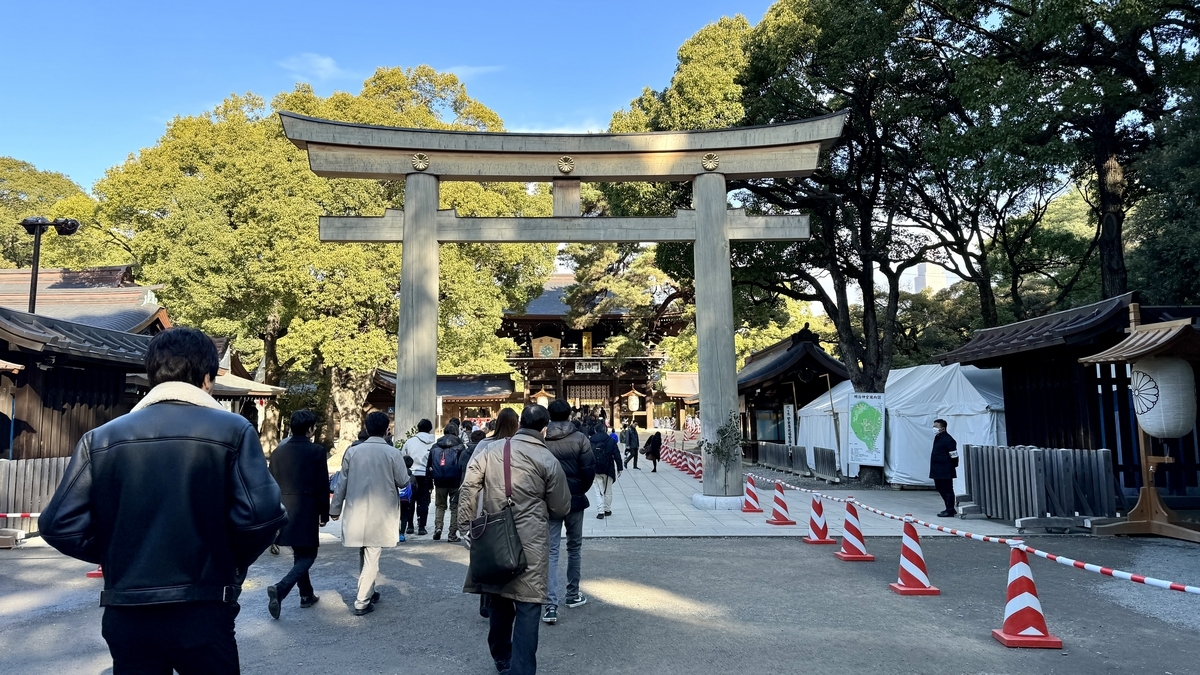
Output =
[
  {"x1": 259, "y1": 311, "x2": 283, "y2": 456},
  {"x1": 328, "y1": 367, "x2": 374, "y2": 470},
  {"x1": 317, "y1": 365, "x2": 339, "y2": 450},
  {"x1": 976, "y1": 275, "x2": 999, "y2": 328},
  {"x1": 1095, "y1": 151, "x2": 1129, "y2": 299}
]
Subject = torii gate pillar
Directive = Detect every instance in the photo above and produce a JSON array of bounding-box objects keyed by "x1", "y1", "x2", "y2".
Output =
[
  {"x1": 693, "y1": 172, "x2": 741, "y2": 497},
  {"x1": 394, "y1": 171, "x2": 439, "y2": 436}
]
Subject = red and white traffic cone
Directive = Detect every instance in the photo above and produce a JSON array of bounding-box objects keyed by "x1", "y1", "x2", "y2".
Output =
[
  {"x1": 834, "y1": 499, "x2": 874, "y2": 561},
  {"x1": 695, "y1": 455, "x2": 703, "y2": 480},
  {"x1": 992, "y1": 543, "x2": 1062, "y2": 649},
  {"x1": 688, "y1": 454, "x2": 699, "y2": 477},
  {"x1": 742, "y1": 475, "x2": 763, "y2": 513},
  {"x1": 86, "y1": 565, "x2": 104, "y2": 579},
  {"x1": 765, "y1": 482, "x2": 797, "y2": 525},
  {"x1": 889, "y1": 516, "x2": 939, "y2": 595},
  {"x1": 802, "y1": 494, "x2": 837, "y2": 544}
]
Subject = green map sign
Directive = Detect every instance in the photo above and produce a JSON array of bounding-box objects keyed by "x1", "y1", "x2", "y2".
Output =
[{"x1": 848, "y1": 393, "x2": 885, "y2": 467}]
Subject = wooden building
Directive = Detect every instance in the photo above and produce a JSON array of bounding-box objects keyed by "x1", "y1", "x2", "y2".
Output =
[
  {"x1": 368, "y1": 370, "x2": 516, "y2": 430},
  {"x1": 937, "y1": 293, "x2": 1200, "y2": 501},
  {"x1": 496, "y1": 272, "x2": 683, "y2": 428},
  {"x1": 736, "y1": 329, "x2": 849, "y2": 442}
]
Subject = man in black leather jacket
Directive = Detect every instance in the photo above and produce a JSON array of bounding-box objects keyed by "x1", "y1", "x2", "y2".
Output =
[{"x1": 40, "y1": 327, "x2": 286, "y2": 674}]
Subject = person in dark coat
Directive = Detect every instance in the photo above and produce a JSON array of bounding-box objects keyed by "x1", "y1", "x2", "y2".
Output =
[
  {"x1": 266, "y1": 409, "x2": 330, "y2": 618},
  {"x1": 644, "y1": 431, "x2": 662, "y2": 472},
  {"x1": 929, "y1": 418, "x2": 958, "y2": 517},
  {"x1": 541, "y1": 400, "x2": 596, "y2": 624},
  {"x1": 39, "y1": 327, "x2": 285, "y2": 674},
  {"x1": 623, "y1": 420, "x2": 641, "y2": 469},
  {"x1": 590, "y1": 420, "x2": 622, "y2": 519}
]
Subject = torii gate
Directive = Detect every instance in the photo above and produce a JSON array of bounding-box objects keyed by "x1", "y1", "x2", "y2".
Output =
[{"x1": 281, "y1": 111, "x2": 845, "y2": 500}]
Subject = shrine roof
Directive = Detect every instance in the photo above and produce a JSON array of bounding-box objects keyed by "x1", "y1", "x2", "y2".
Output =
[{"x1": 736, "y1": 332, "x2": 848, "y2": 393}]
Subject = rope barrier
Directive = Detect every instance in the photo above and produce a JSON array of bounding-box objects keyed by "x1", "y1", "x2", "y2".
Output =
[
  {"x1": 744, "y1": 471, "x2": 1200, "y2": 595},
  {"x1": 0, "y1": 512, "x2": 39, "y2": 519}
]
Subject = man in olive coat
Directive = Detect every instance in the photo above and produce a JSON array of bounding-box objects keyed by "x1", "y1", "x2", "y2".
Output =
[
  {"x1": 929, "y1": 418, "x2": 958, "y2": 517},
  {"x1": 457, "y1": 405, "x2": 570, "y2": 675},
  {"x1": 266, "y1": 409, "x2": 330, "y2": 618}
]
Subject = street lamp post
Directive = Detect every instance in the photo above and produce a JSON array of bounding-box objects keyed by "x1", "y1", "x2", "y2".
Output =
[{"x1": 18, "y1": 217, "x2": 79, "y2": 314}]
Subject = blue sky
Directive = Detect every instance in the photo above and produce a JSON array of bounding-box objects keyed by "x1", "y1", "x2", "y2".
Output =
[{"x1": 3, "y1": 0, "x2": 776, "y2": 190}]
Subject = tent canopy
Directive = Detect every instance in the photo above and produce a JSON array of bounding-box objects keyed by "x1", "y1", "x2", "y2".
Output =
[{"x1": 795, "y1": 364, "x2": 1005, "y2": 485}]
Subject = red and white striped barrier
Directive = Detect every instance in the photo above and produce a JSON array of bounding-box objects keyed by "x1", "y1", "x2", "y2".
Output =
[
  {"x1": 992, "y1": 543, "x2": 1062, "y2": 649},
  {"x1": 695, "y1": 455, "x2": 703, "y2": 481},
  {"x1": 743, "y1": 472, "x2": 1200, "y2": 596},
  {"x1": 802, "y1": 494, "x2": 836, "y2": 545},
  {"x1": 0, "y1": 512, "x2": 40, "y2": 519},
  {"x1": 86, "y1": 565, "x2": 104, "y2": 579},
  {"x1": 890, "y1": 516, "x2": 939, "y2": 596},
  {"x1": 765, "y1": 482, "x2": 797, "y2": 526},
  {"x1": 834, "y1": 499, "x2": 874, "y2": 561},
  {"x1": 742, "y1": 475, "x2": 763, "y2": 513}
]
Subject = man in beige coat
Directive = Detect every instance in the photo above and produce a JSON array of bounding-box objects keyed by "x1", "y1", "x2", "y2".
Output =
[
  {"x1": 457, "y1": 405, "x2": 570, "y2": 675},
  {"x1": 330, "y1": 411, "x2": 409, "y2": 616}
]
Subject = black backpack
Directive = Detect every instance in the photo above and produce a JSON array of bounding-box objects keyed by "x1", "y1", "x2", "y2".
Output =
[{"x1": 430, "y1": 443, "x2": 463, "y2": 481}]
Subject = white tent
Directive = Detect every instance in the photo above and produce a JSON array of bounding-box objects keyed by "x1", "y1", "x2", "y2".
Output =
[{"x1": 795, "y1": 364, "x2": 1005, "y2": 487}]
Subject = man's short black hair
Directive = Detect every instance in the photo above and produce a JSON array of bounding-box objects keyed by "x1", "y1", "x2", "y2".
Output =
[
  {"x1": 470, "y1": 429, "x2": 487, "y2": 443},
  {"x1": 520, "y1": 404, "x2": 550, "y2": 432},
  {"x1": 548, "y1": 399, "x2": 571, "y2": 421},
  {"x1": 449, "y1": 417, "x2": 461, "y2": 426},
  {"x1": 417, "y1": 419, "x2": 433, "y2": 433},
  {"x1": 444, "y1": 423, "x2": 459, "y2": 437},
  {"x1": 290, "y1": 409, "x2": 318, "y2": 436},
  {"x1": 934, "y1": 418, "x2": 948, "y2": 428},
  {"x1": 365, "y1": 411, "x2": 391, "y2": 437},
  {"x1": 145, "y1": 327, "x2": 220, "y2": 388}
]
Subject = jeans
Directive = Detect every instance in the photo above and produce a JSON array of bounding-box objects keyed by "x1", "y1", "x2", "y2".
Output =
[
  {"x1": 102, "y1": 602, "x2": 239, "y2": 674},
  {"x1": 487, "y1": 594, "x2": 540, "y2": 675},
  {"x1": 434, "y1": 485, "x2": 460, "y2": 534},
  {"x1": 413, "y1": 475, "x2": 433, "y2": 528},
  {"x1": 934, "y1": 478, "x2": 955, "y2": 511},
  {"x1": 594, "y1": 475, "x2": 615, "y2": 512},
  {"x1": 356, "y1": 546, "x2": 381, "y2": 610},
  {"x1": 547, "y1": 509, "x2": 585, "y2": 607},
  {"x1": 275, "y1": 545, "x2": 318, "y2": 600}
]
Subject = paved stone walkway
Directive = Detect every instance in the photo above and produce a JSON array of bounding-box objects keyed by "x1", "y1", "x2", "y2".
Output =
[{"x1": 580, "y1": 458, "x2": 1022, "y2": 539}]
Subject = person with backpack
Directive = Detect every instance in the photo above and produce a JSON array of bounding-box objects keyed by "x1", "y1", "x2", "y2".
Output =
[
  {"x1": 430, "y1": 423, "x2": 467, "y2": 542},
  {"x1": 590, "y1": 419, "x2": 622, "y2": 519},
  {"x1": 400, "y1": 419, "x2": 437, "y2": 535},
  {"x1": 540, "y1": 400, "x2": 596, "y2": 625}
]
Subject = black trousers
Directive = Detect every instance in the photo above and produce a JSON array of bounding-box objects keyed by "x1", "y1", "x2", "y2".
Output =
[
  {"x1": 624, "y1": 448, "x2": 638, "y2": 469},
  {"x1": 401, "y1": 499, "x2": 415, "y2": 531},
  {"x1": 103, "y1": 601, "x2": 239, "y2": 674},
  {"x1": 934, "y1": 478, "x2": 955, "y2": 511},
  {"x1": 486, "y1": 594, "x2": 540, "y2": 675},
  {"x1": 414, "y1": 475, "x2": 433, "y2": 528},
  {"x1": 275, "y1": 545, "x2": 318, "y2": 600}
]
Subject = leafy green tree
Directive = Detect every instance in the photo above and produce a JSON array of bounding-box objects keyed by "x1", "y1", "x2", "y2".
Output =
[{"x1": 96, "y1": 67, "x2": 554, "y2": 453}]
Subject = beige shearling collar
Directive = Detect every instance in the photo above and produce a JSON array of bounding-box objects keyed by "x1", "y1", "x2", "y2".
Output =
[{"x1": 132, "y1": 381, "x2": 225, "y2": 413}]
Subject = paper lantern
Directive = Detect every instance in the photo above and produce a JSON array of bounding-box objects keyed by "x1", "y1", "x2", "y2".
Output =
[
  {"x1": 1131, "y1": 357, "x2": 1196, "y2": 439},
  {"x1": 627, "y1": 395, "x2": 640, "y2": 412}
]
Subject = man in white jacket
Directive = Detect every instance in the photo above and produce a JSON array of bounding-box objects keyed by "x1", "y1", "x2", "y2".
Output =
[
  {"x1": 400, "y1": 419, "x2": 436, "y2": 536},
  {"x1": 330, "y1": 411, "x2": 409, "y2": 615}
]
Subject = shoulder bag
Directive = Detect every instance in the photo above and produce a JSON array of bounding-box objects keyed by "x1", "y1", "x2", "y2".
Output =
[{"x1": 468, "y1": 439, "x2": 528, "y2": 585}]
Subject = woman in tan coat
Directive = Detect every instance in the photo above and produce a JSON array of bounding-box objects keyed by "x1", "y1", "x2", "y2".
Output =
[{"x1": 457, "y1": 405, "x2": 570, "y2": 675}]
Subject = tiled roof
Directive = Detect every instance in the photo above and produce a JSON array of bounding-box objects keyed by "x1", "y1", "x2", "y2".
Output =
[
  {"x1": 374, "y1": 370, "x2": 515, "y2": 399},
  {"x1": 0, "y1": 266, "x2": 136, "y2": 293},
  {"x1": 0, "y1": 306, "x2": 150, "y2": 367},
  {"x1": 736, "y1": 332, "x2": 849, "y2": 393},
  {"x1": 508, "y1": 272, "x2": 629, "y2": 318}
]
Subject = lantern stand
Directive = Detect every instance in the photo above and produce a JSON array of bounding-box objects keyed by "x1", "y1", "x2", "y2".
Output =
[
  {"x1": 530, "y1": 386, "x2": 553, "y2": 409},
  {"x1": 1079, "y1": 309, "x2": 1200, "y2": 543}
]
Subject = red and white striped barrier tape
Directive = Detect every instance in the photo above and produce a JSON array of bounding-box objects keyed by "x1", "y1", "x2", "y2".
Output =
[
  {"x1": 744, "y1": 471, "x2": 1200, "y2": 595},
  {"x1": 0, "y1": 512, "x2": 39, "y2": 519},
  {"x1": 1013, "y1": 542, "x2": 1200, "y2": 595}
]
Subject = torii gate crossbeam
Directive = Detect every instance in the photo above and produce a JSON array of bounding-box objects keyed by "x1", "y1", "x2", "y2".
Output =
[{"x1": 281, "y1": 111, "x2": 845, "y2": 500}]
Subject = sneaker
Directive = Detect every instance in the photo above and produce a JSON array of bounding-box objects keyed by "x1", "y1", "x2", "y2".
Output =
[
  {"x1": 300, "y1": 595, "x2": 320, "y2": 608},
  {"x1": 406, "y1": 525, "x2": 415, "y2": 534},
  {"x1": 433, "y1": 530, "x2": 442, "y2": 541},
  {"x1": 418, "y1": 527, "x2": 428, "y2": 536},
  {"x1": 353, "y1": 603, "x2": 375, "y2": 616},
  {"x1": 541, "y1": 605, "x2": 558, "y2": 624},
  {"x1": 605, "y1": 511, "x2": 613, "y2": 516},
  {"x1": 399, "y1": 533, "x2": 406, "y2": 543},
  {"x1": 494, "y1": 659, "x2": 510, "y2": 674},
  {"x1": 937, "y1": 509, "x2": 955, "y2": 518},
  {"x1": 269, "y1": 544, "x2": 280, "y2": 555},
  {"x1": 447, "y1": 533, "x2": 460, "y2": 543},
  {"x1": 596, "y1": 512, "x2": 605, "y2": 520},
  {"x1": 371, "y1": 591, "x2": 381, "y2": 604},
  {"x1": 266, "y1": 585, "x2": 280, "y2": 619},
  {"x1": 564, "y1": 593, "x2": 587, "y2": 608}
]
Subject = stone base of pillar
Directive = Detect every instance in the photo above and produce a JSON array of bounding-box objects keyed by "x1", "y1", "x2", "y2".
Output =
[{"x1": 691, "y1": 494, "x2": 744, "y2": 511}]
